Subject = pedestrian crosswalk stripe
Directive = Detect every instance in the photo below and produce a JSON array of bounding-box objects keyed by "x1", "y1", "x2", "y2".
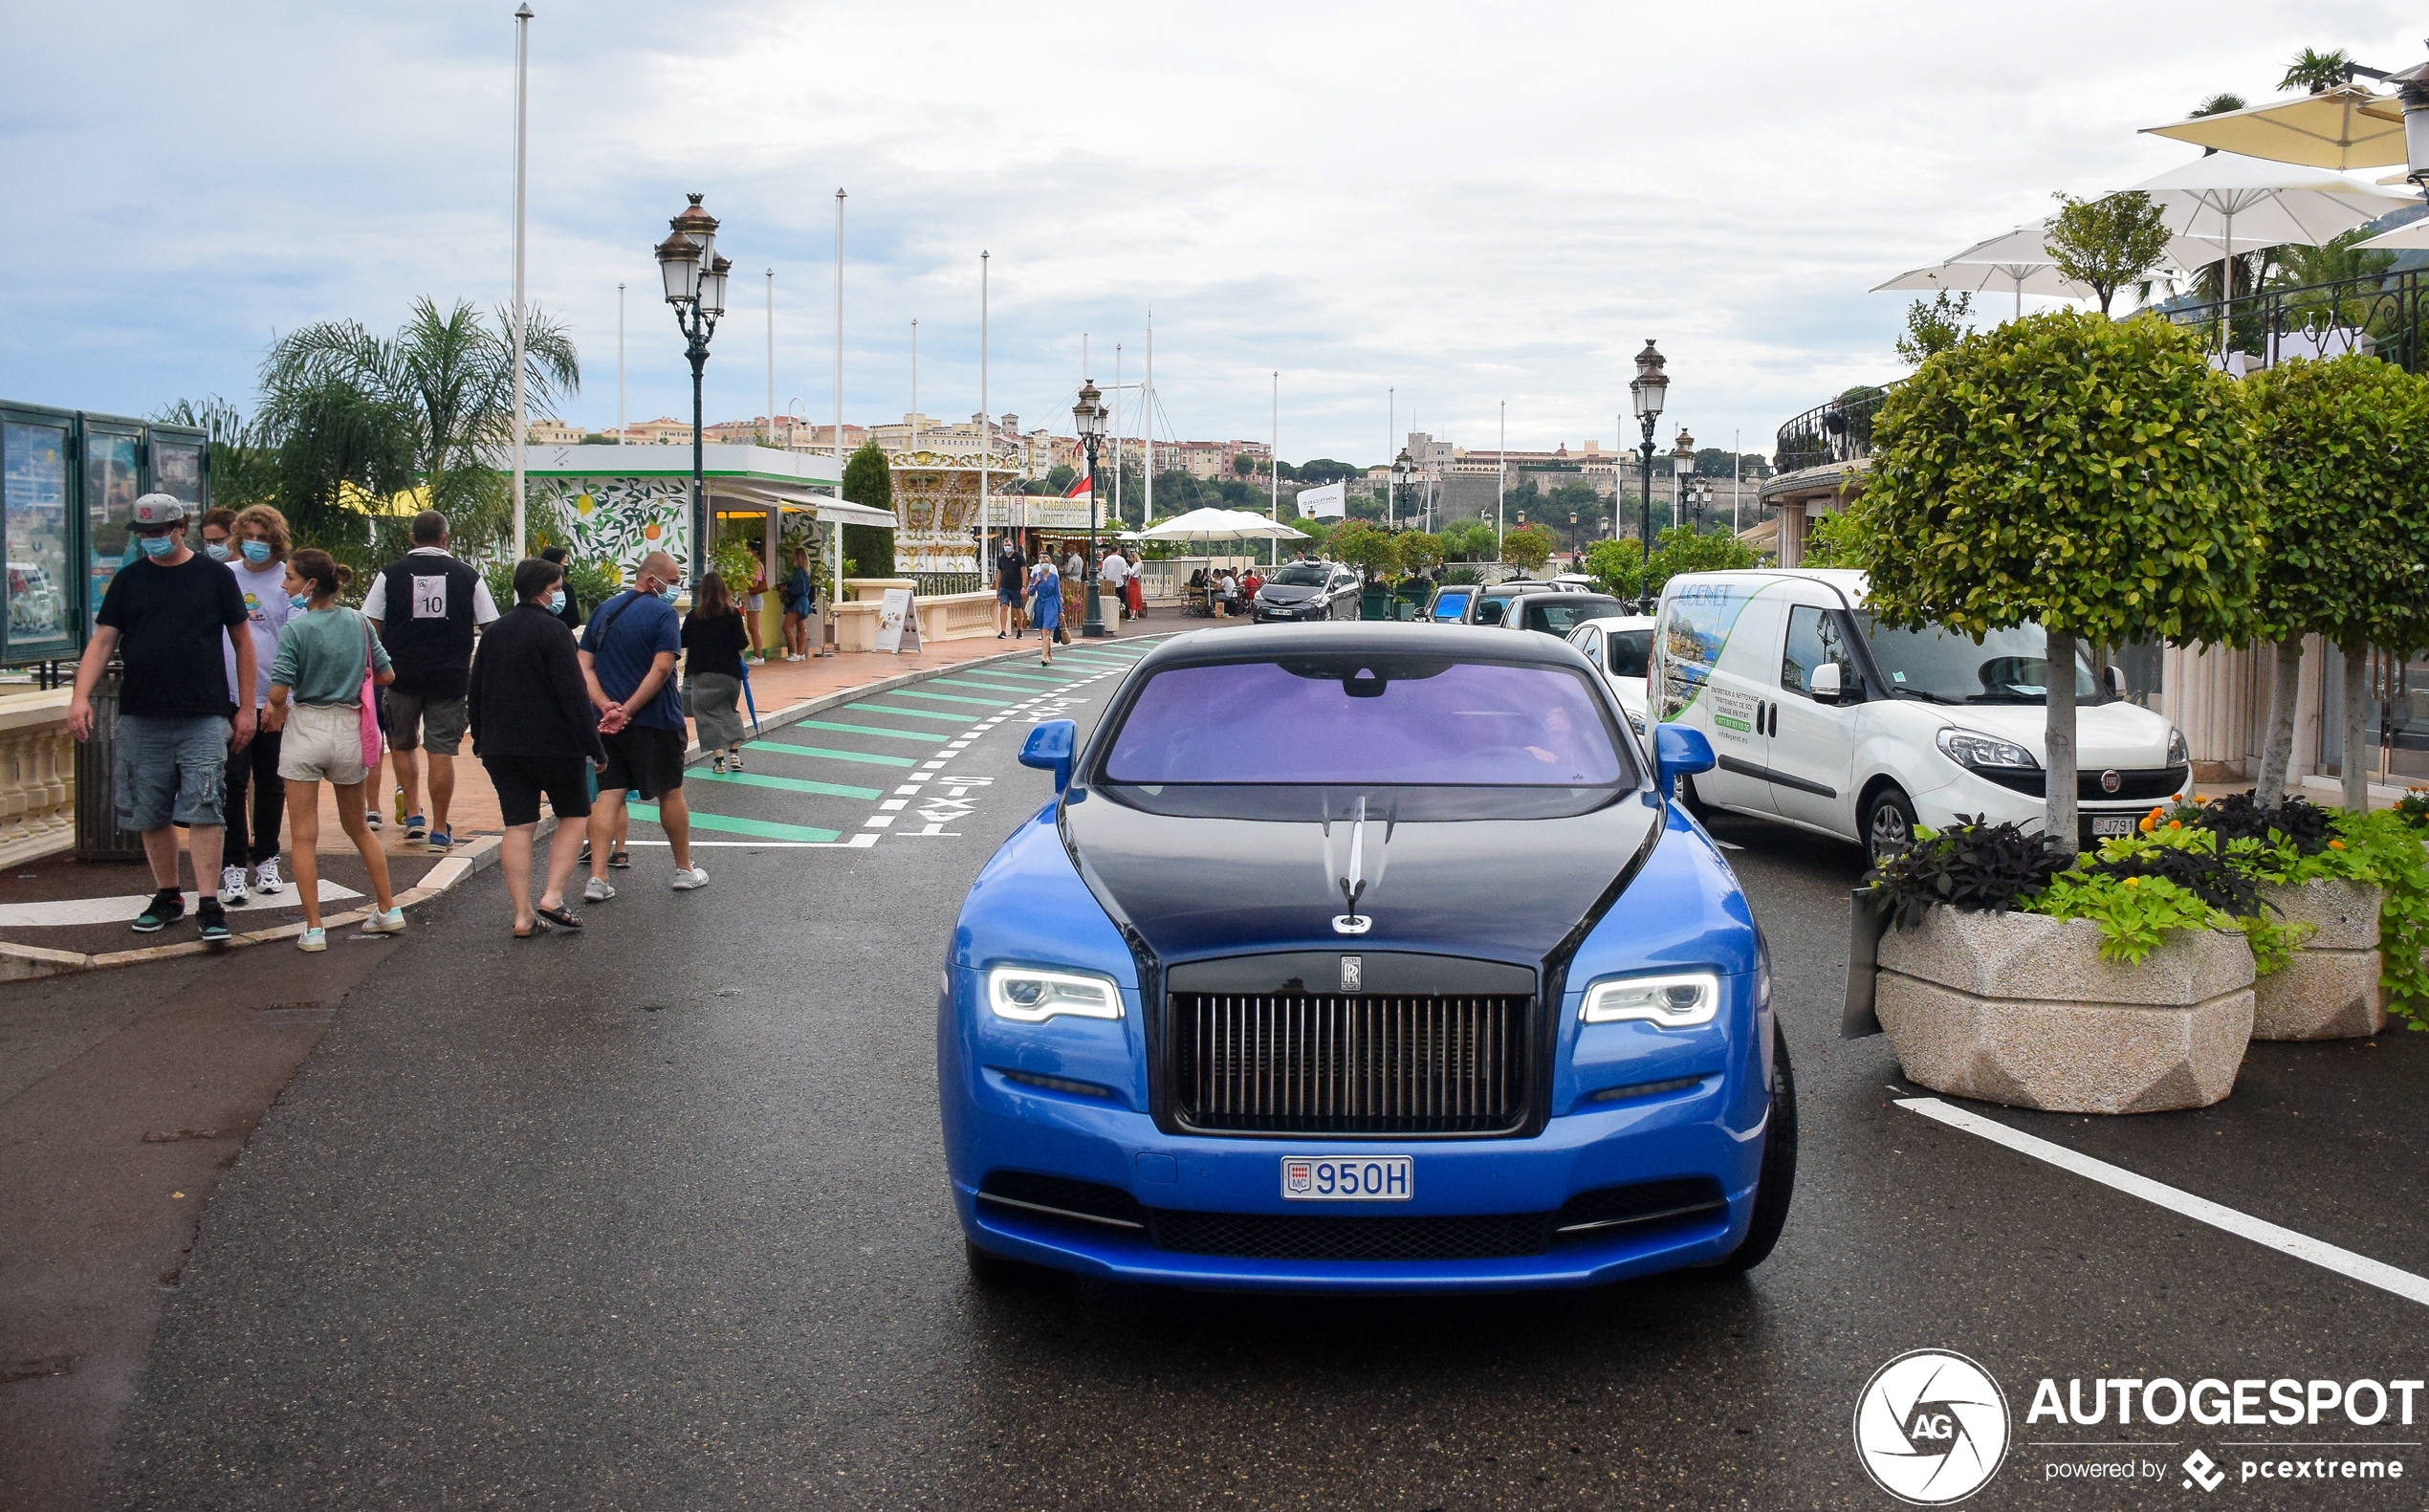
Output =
[
  {"x1": 931, "y1": 677, "x2": 1053, "y2": 694},
  {"x1": 627, "y1": 803, "x2": 841, "y2": 843},
  {"x1": 880, "y1": 689, "x2": 1005, "y2": 708},
  {"x1": 844, "y1": 701, "x2": 973, "y2": 723},
  {"x1": 795, "y1": 719, "x2": 951, "y2": 744},
  {"x1": 691, "y1": 769, "x2": 884, "y2": 800},
  {"x1": 961, "y1": 668, "x2": 1071, "y2": 684},
  {"x1": 746, "y1": 741, "x2": 917, "y2": 768}
]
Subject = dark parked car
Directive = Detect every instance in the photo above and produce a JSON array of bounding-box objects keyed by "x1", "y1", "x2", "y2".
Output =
[
  {"x1": 1425, "y1": 577, "x2": 1587, "y2": 626},
  {"x1": 1251, "y1": 560, "x2": 1360, "y2": 623},
  {"x1": 1504, "y1": 593, "x2": 1630, "y2": 636}
]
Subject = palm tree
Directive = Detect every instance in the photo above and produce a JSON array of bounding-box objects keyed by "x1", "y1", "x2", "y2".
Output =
[
  {"x1": 2280, "y1": 49, "x2": 2351, "y2": 95},
  {"x1": 261, "y1": 297, "x2": 579, "y2": 554}
]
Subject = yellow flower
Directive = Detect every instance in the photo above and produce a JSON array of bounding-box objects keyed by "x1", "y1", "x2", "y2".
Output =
[
  {"x1": 2123, "y1": 876, "x2": 2142, "y2": 887},
  {"x1": 2138, "y1": 814, "x2": 2156, "y2": 833},
  {"x1": 2330, "y1": 839, "x2": 2347, "y2": 850},
  {"x1": 2167, "y1": 820, "x2": 2182, "y2": 830}
]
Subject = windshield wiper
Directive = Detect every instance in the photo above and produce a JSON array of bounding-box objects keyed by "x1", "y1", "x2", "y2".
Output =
[{"x1": 1889, "y1": 686, "x2": 1960, "y2": 704}]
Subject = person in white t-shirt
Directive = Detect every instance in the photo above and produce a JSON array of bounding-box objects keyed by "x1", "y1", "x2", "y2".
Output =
[
  {"x1": 1100, "y1": 548, "x2": 1131, "y2": 621},
  {"x1": 217, "y1": 505, "x2": 298, "y2": 905}
]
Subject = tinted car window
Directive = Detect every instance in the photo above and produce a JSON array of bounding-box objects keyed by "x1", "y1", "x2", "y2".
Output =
[
  {"x1": 1431, "y1": 589, "x2": 1472, "y2": 622},
  {"x1": 1521, "y1": 596, "x2": 1626, "y2": 634},
  {"x1": 1473, "y1": 597, "x2": 1506, "y2": 625},
  {"x1": 1607, "y1": 628, "x2": 1652, "y2": 678},
  {"x1": 1104, "y1": 657, "x2": 1629, "y2": 786},
  {"x1": 1269, "y1": 564, "x2": 1328, "y2": 586},
  {"x1": 1857, "y1": 613, "x2": 2103, "y2": 704}
]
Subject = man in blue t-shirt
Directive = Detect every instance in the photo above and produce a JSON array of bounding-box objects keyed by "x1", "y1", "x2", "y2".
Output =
[{"x1": 578, "y1": 550, "x2": 705, "y2": 899}]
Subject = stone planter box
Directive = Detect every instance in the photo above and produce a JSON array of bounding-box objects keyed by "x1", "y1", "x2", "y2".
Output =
[
  {"x1": 2251, "y1": 879, "x2": 2383, "y2": 1041},
  {"x1": 1875, "y1": 908, "x2": 2254, "y2": 1114}
]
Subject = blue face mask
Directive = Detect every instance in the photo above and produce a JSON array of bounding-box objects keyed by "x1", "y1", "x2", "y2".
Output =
[
  {"x1": 549, "y1": 588, "x2": 567, "y2": 611},
  {"x1": 203, "y1": 541, "x2": 231, "y2": 561},
  {"x1": 658, "y1": 584, "x2": 678, "y2": 602},
  {"x1": 289, "y1": 592, "x2": 313, "y2": 610},
  {"x1": 240, "y1": 539, "x2": 272, "y2": 564},
  {"x1": 138, "y1": 535, "x2": 175, "y2": 560}
]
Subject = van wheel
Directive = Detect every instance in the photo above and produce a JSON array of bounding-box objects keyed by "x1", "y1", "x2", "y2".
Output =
[
  {"x1": 1713, "y1": 1022, "x2": 1796, "y2": 1273},
  {"x1": 1862, "y1": 785, "x2": 1919, "y2": 866},
  {"x1": 1678, "y1": 772, "x2": 1713, "y2": 822}
]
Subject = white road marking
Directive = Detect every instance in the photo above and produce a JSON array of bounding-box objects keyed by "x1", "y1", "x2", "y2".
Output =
[
  {"x1": 0, "y1": 880, "x2": 361, "y2": 928},
  {"x1": 1898, "y1": 1097, "x2": 2429, "y2": 1307},
  {"x1": 879, "y1": 799, "x2": 908, "y2": 811},
  {"x1": 862, "y1": 816, "x2": 895, "y2": 828},
  {"x1": 624, "y1": 835, "x2": 879, "y2": 849}
]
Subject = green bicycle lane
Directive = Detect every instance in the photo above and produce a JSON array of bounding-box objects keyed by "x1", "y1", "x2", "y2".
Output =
[{"x1": 620, "y1": 639, "x2": 1167, "y2": 850}]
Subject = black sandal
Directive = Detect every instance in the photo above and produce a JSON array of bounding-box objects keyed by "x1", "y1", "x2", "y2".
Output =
[
  {"x1": 535, "y1": 903, "x2": 584, "y2": 931},
  {"x1": 512, "y1": 916, "x2": 552, "y2": 939}
]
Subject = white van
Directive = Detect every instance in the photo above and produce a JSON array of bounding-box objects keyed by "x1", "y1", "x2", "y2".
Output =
[{"x1": 1651, "y1": 568, "x2": 2191, "y2": 862}]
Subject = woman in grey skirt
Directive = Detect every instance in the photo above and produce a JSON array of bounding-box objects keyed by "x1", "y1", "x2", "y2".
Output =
[{"x1": 681, "y1": 572, "x2": 753, "y2": 773}]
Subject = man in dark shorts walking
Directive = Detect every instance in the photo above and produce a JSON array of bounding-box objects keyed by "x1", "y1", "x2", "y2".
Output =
[
  {"x1": 66, "y1": 493, "x2": 255, "y2": 941},
  {"x1": 578, "y1": 549, "x2": 704, "y2": 900},
  {"x1": 364, "y1": 509, "x2": 498, "y2": 851}
]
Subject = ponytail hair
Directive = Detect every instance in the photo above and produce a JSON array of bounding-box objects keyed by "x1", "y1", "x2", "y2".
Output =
[{"x1": 291, "y1": 549, "x2": 352, "y2": 603}]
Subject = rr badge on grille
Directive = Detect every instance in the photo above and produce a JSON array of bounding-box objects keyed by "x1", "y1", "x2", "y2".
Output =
[{"x1": 1340, "y1": 955, "x2": 1364, "y2": 992}]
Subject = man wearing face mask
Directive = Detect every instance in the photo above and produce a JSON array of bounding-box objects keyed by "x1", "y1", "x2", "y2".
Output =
[
  {"x1": 578, "y1": 549, "x2": 705, "y2": 899},
  {"x1": 215, "y1": 504, "x2": 296, "y2": 905},
  {"x1": 68, "y1": 494, "x2": 254, "y2": 941}
]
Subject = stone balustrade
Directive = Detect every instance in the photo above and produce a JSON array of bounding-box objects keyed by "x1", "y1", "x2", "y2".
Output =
[
  {"x1": 0, "y1": 690, "x2": 76, "y2": 867},
  {"x1": 830, "y1": 583, "x2": 1000, "y2": 651}
]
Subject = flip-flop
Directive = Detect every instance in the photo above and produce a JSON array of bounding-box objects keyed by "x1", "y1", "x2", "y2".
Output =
[{"x1": 535, "y1": 903, "x2": 584, "y2": 930}]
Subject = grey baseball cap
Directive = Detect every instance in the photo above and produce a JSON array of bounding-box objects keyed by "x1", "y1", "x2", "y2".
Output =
[{"x1": 130, "y1": 493, "x2": 189, "y2": 526}]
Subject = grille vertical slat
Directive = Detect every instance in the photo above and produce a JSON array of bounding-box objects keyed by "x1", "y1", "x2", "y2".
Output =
[{"x1": 1171, "y1": 990, "x2": 1530, "y2": 1135}]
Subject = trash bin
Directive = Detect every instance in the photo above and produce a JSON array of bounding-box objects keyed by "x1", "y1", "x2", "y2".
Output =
[{"x1": 74, "y1": 667, "x2": 145, "y2": 863}]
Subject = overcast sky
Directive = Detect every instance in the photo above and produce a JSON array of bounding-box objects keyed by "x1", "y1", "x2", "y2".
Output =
[{"x1": 3, "y1": 2, "x2": 2419, "y2": 467}]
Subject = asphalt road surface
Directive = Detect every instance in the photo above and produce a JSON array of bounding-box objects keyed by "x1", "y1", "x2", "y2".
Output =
[{"x1": 91, "y1": 633, "x2": 2429, "y2": 1510}]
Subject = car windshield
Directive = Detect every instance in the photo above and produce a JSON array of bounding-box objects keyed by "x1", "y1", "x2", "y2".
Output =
[
  {"x1": 1607, "y1": 628, "x2": 1651, "y2": 678},
  {"x1": 1102, "y1": 655, "x2": 1630, "y2": 786},
  {"x1": 1268, "y1": 565, "x2": 1329, "y2": 586},
  {"x1": 1522, "y1": 596, "x2": 1625, "y2": 633},
  {"x1": 1858, "y1": 615, "x2": 2104, "y2": 704}
]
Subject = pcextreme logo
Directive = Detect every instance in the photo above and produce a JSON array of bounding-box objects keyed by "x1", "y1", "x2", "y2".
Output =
[{"x1": 1853, "y1": 1349, "x2": 2012, "y2": 1505}]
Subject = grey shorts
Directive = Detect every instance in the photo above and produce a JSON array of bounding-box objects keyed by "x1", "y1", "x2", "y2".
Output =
[
  {"x1": 116, "y1": 713, "x2": 230, "y2": 833},
  {"x1": 383, "y1": 690, "x2": 468, "y2": 755}
]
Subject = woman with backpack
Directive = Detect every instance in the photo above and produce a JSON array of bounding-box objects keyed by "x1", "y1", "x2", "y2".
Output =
[{"x1": 263, "y1": 548, "x2": 403, "y2": 953}]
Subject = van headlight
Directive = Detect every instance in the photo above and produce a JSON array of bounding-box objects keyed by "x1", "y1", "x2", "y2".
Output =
[
  {"x1": 987, "y1": 966, "x2": 1124, "y2": 1023},
  {"x1": 1581, "y1": 971, "x2": 1720, "y2": 1027},
  {"x1": 1936, "y1": 727, "x2": 2038, "y2": 772},
  {"x1": 2167, "y1": 728, "x2": 2189, "y2": 766}
]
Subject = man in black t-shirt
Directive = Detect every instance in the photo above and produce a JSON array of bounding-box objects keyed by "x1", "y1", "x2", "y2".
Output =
[{"x1": 69, "y1": 493, "x2": 255, "y2": 940}]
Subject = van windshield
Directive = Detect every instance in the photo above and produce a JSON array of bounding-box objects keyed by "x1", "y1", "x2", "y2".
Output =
[{"x1": 1857, "y1": 615, "x2": 2104, "y2": 705}]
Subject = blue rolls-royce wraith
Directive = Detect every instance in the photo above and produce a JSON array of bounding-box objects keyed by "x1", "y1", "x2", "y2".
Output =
[{"x1": 937, "y1": 624, "x2": 1793, "y2": 1292}]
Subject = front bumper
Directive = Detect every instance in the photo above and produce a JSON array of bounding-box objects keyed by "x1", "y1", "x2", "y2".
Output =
[
  {"x1": 942, "y1": 1064, "x2": 1760, "y2": 1293},
  {"x1": 1914, "y1": 763, "x2": 2194, "y2": 844}
]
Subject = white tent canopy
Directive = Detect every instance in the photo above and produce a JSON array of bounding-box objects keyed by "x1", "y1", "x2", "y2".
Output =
[{"x1": 1138, "y1": 506, "x2": 1308, "y2": 543}]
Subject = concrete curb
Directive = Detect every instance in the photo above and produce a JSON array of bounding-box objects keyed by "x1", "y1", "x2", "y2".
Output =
[{"x1": 0, "y1": 639, "x2": 1154, "y2": 981}]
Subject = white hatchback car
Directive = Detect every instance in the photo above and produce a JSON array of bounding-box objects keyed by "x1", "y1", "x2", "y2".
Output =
[
  {"x1": 1651, "y1": 568, "x2": 2192, "y2": 863},
  {"x1": 1565, "y1": 614, "x2": 1654, "y2": 734}
]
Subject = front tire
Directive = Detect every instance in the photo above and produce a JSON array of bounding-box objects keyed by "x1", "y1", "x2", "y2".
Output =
[
  {"x1": 1714, "y1": 1022, "x2": 1796, "y2": 1274},
  {"x1": 1862, "y1": 784, "x2": 1919, "y2": 867},
  {"x1": 1677, "y1": 771, "x2": 1713, "y2": 822}
]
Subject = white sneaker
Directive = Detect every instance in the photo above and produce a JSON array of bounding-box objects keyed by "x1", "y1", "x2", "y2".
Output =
[
  {"x1": 220, "y1": 866, "x2": 250, "y2": 906},
  {"x1": 670, "y1": 866, "x2": 710, "y2": 891},
  {"x1": 253, "y1": 857, "x2": 285, "y2": 894},
  {"x1": 361, "y1": 907, "x2": 406, "y2": 935},
  {"x1": 584, "y1": 876, "x2": 617, "y2": 903}
]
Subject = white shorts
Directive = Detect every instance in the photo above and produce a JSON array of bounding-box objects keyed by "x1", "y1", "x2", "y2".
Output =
[
  {"x1": 746, "y1": 593, "x2": 765, "y2": 611},
  {"x1": 276, "y1": 702, "x2": 371, "y2": 786}
]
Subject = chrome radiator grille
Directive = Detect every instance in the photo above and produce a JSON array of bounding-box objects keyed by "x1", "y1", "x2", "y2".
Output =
[{"x1": 1169, "y1": 993, "x2": 1531, "y2": 1135}]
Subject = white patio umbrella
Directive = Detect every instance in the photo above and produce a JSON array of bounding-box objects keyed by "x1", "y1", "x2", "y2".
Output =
[
  {"x1": 2141, "y1": 84, "x2": 2409, "y2": 171},
  {"x1": 2124, "y1": 153, "x2": 2414, "y2": 354},
  {"x1": 1875, "y1": 223, "x2": 2227, "y2": 318},
  {"x1": 2352, "y1": 213, "x2": 2429, "y2": 250},
  {"x1": 1138, "y1": 506, "x2": 1308, "y2": 543}
]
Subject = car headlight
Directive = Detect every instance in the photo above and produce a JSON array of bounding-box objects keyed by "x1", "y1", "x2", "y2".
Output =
[
  {"x1": 1581, "y1": 971, "x2": 1720, "y2": 1027},
  {"x1": 1936, "y1": 726, "x2": 2038, "y2": 771},
  {"x1": 2167, "y1": 728, "x2": 2189, "y2": 766},
  {"x1": 986, "y1": 966, "x2": 1124, "y2": 1023}
]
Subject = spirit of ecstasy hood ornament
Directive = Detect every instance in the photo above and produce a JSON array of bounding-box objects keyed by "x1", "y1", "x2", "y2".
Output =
[{"x1": 1326, "y1": 796, "x2": 1386, "y2": 936}]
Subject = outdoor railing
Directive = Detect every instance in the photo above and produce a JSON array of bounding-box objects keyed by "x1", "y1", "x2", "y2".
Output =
[
  {"x1": 910, "y1": 571, "x2": 982, "y2": 598},
  {"x1": 2158, "y1": 265, "x2": 2429, "y2": 373},
  {"x1": 1774, "y1": 383, "x2": 1895, "y2": 474}
]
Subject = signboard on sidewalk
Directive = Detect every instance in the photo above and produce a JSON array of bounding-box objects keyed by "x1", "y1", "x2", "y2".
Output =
[{"x1": 874, "y1": 587, "x2": 922, "y2": 654}]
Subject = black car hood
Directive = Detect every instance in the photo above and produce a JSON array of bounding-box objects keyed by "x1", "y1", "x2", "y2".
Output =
[{"x1": 1060, "y1": 787, "x2": 1663, "y2": 969}]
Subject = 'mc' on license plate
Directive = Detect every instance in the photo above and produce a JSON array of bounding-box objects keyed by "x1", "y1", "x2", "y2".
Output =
[
  {"x1": 2090, "y1": 815, "x2": 2136, "y2": 838},
  {"x1": 1281, "y1": 1155, "x2": 1412, "y2": 1201}
]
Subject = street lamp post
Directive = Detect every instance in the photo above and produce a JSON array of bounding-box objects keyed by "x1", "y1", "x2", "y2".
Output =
[
  {"x1": 656, "y1": 193, "x2": 728, "y2": 582},
  {"x1": 1672, "y1": 428, "x2": 1697, "y2": 537},
  {"x1": 1390, "y1": 449, "x2": 1412, "y2": 533},
  {"x1": 1628, "y1": 340, "x2": 1669, "y2": 569},
  {"x1": 1073, "y1": 379, "x2": 1109, "y2": 638}
]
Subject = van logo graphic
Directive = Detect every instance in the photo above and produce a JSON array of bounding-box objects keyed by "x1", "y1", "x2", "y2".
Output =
[
  {"x1": 2100, "y1": 769, "x2": 2122, "y2": 794},
  {"x1": 1340, "y1": 956, "x2": 1363, "y2": 993}
]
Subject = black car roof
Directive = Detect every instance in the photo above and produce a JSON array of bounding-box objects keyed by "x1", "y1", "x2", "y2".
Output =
[{"x1": 1128, "y1": 622, "x2": 1594, "y2": 672}]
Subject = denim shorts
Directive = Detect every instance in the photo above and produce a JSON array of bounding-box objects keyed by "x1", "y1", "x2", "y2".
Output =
[{"x1": 116, "y1": 713, "x2": 231, "y2": 833}]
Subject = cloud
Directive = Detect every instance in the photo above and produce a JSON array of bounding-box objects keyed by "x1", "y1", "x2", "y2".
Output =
[{"x1": 1, "y1": 0, "x2": 2416, "y2": 465}]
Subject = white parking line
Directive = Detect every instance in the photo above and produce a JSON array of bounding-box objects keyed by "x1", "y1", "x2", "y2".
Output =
[{"x1": 1899, "y1": 1097, "x2": 2429, "y2": 1308}]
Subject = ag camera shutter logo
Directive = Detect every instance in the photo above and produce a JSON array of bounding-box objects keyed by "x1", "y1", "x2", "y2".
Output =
[{"x1": 1853, "y1": 1349, "x2": 2011, "y2": 1504}]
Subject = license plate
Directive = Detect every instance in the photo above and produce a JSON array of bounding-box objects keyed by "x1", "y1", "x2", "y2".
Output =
[
  {"x1": 2090, "y1": 815, "x2": 2136, "y2": 837},
  {"x1": 1281, "y1": 1155, "x2": 1412, "y2": 1201}
]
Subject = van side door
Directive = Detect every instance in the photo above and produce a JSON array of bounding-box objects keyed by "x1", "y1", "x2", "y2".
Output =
[{"x1": 1769, "y1": 600, "x2": 1864, "y2": 836}]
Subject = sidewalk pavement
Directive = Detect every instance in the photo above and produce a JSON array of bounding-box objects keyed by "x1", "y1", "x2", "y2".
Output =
[{"x1": 0, "y1": 615, "x2": 1181, "y2": 975}]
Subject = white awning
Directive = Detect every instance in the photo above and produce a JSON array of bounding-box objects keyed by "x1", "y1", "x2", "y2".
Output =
[{"x1": 708, "y1": 480, "x2": 897, "y2": 530}]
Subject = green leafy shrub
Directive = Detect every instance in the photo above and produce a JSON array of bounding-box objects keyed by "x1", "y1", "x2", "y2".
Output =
[
  {"x1": 2028, "y1": 870, "x2": 2225, "y2": 965},
  {"x1": 1864, "y1": 817, "x2": 2066, "y2": 930}
]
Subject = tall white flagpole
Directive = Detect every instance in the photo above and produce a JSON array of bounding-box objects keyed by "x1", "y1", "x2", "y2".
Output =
[
  {"x1": 1733, "y1": 427, "x2": 1741, "y2": 534},
  {"x1": 979, "y1": 250, "x2": 990, "y2": 566},
  {"x1": 1113, "y1": 342, "x2": 1124, "y2": 531},
  {"x1": 1142, "y1": 307, "x2": 1153, "y2": 528},
  {"x1": 1386, "y1": 385, "x2": 1393, "y2": 532},
  {"x1": 616, "y1": 281, "x2": 625, "y2": 443},
  {"x1": 909, "y1": 318, "x2": 918, "y2": 449},
  {"x1": 765, "y1": 268, "x2": 776, "y2": 445},
  {"x1": 1270, "y1": 370, "x2": 1279, "y2": 567},
  {"x1": 1498, "y1": 400, "x2": 1505, "y2": 559},
  {"x1": 828, "y1": 187, "x2": 844, "y2": 654},
  {"x1": 510, "y1": 4, "x2": 533, "y2": 556}
]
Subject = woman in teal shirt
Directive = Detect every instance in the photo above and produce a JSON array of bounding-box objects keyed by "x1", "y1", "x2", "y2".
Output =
[{"x1": 265, "y1": 549, "x2": 403, "y2": 953}]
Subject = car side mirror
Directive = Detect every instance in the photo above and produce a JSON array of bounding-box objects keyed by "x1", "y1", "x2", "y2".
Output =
[
  {"x1": 1809, "y1": 662, "x2": 1843, "y2": 702},
  {"x1": 1652, "y1": 723, "x2": 1717, "y2": 801},
  {"x1": 1019, "y1": 719, "x2": 1078, "y2": 793},
  {"x1": 2105, "y1": 664, "x2": 2126, "y2": 698}
]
